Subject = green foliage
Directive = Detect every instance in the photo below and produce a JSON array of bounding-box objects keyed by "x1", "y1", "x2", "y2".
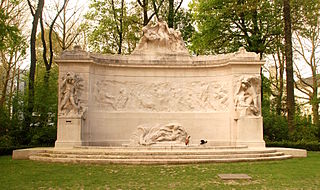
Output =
[
  {"x1": 30, "y1": 64, "x2": 58, "y2": 146},
  {"x1": 0, "y1": 146, "x2": 32, "y2": 156},
  {"x1": 266, "y1": 141, "x2": 320, "y2": 151},
  {"x1": 29, "y1": 125, "x2": 57, "y2": 146},
  {"x1": 262, "y1": 75, "x2": 288, "y2": 141},
  {"x1": 85, "y1": 0, "x2": 141, "y2": 54},
  {"x1": 190, "y1": 0, "x2": 283, "y2": 55},
  {"x1": 0, "y1": 65, "x2": 58, "y2": 148},
  {"x1": 263, "y1": 111, "x2": 289, "y2": 142},
  {"x1": 291, "y1": 0, "x2": 320, "y2": 33},
  {"x1": 262, "y1": 75, "x2": 318, "y2": 143},
  {"x1": 0, "y1": 0, "x2": 27, "y2": 56},
  {"x1": 174, "y1": 8, "x2": 195, "y2": 49},
  {"x1": 0, "y1": 93, "x2": 26, "y2": 147},
  {"x1": 290, "y1": 114, "x2": 318, "y2": 142},
  {"x1": 0, "y1": 12, "x2": 22, "y2": 51}
]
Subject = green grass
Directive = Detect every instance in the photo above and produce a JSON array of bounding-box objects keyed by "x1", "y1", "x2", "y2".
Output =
[{"x1": 1, "y1": 152, "x2": 319, "y2": 189}]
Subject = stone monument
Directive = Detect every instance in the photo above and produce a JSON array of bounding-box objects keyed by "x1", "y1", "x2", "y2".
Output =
[{"x1": 55, "y1": 21, "x2": 265, "y2": 148}]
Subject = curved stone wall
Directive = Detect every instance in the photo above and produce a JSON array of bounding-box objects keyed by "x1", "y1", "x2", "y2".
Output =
[{"x1": 55, "y1": 47, "x2": 265, "y2": 148}]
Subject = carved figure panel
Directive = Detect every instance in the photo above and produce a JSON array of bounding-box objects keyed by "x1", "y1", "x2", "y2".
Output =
[
  {"x1": 94, "y1": 79, "x2": 230, "y2": 112},
  {"x1": 234, "y1": 75, "x2": 261, "y2": 117},
  {"x1": 59, "y1": 72, "x2": 86, "y2": 117},
  {"x1": 131, "y1": 123, "x2": 188, "y2": 146},
  {"x1": 133, "y1": 21, "x2": 189, "y2": 55}
]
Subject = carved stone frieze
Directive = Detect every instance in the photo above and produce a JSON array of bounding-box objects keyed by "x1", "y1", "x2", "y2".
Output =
[
  {"x1": 130, "y1": 123, "x2": 188, "y2": 146},
  {"x1": 94, "y1": 80, "x2": 230, "y2": 112},
  {"x1": 234, "y1": 75, "x2": 261, "y2": 117},
  {"x1": 59, "y1": 72, "x2": 86, "y2": 117}
]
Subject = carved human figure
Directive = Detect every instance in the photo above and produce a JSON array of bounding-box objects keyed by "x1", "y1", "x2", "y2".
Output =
[
  {"x1": 133, "y1": 21, "x2": 188, "y2": 54},
  {"x1": 134, "y1": 123, "x2": 188, "y2": 146},
  {"x1": 235, "y1": 79, "x2": 259, "y2": 116},
  {"x1": 60, "y1": 72, "x2": 81, "y2": 115},
  {"x1": 157, "y1": 20, "x2": 170, "y2": 47},
  {"x1": 136, "y1": 25, "x2": 159, "y2": 50},
  {"x1": 116, "y1": 88, "x2": 129, "y2": 109},
  {"x1": 94, "y1": 80, "x2": 230, "y2": 112}
]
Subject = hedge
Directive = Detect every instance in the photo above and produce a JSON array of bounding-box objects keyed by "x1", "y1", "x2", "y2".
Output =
[
  {"x1": 0, "y1": 146, "x2": 33, "y2": 156},
  {"x1": 266, "y1": 141, "x2": 320, "y2": 151}
]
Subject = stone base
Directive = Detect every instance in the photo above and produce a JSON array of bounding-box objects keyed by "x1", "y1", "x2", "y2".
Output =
[
  {"x1": 25, "y1": 146, "x2": 296, "y2": 164},
  {"x1": 235, "y1": 117, "x2": 265, "y2": 148},
  {"x1": 55, "y1": 141, "x2": 83, "y2": 148},
  {"x1": 12, "y1": 148, "x2": 52, "y2": 160},
  {"x1": 55, "y1": 116, "x2": 84, "y2": 148},
  {"x1": 268, "y1": 147, "x2": 307, "y2": 158}
]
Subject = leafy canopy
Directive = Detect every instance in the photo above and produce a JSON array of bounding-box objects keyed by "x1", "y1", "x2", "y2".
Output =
[{"x1": 191, "y1": 0, "x2": 283, "y2": 56}]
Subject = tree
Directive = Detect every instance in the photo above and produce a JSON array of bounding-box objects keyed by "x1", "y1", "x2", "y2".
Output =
[
  {"x1": 0, "y1": 0, "x2": 28, "y2": 147},
  {"x1": 283, "y1": 0, "x2": 295, "y2": 132},
  {"x1": 292, "y1": 0, "x2": 320, "y2": 136},
  {"x1": 191, "y1": 0, "x2": 283, "y2": 57},
  {"x1": 86, "y1": 0, "x2": 141, "y2": 54},
  {"x1": 137, "y1": 0, "x2": 165, "y2": 26},
  {"x1": 173, "y1": 7, "x2": 195, "y2": 47},
  {"x1": 39, "y1": 0, "x2": 67, "y2": 85},
  {"x1": 0, "y1": 0, "x2": 27, "y2": 108},
  {"x1": 264, "y1": 38, "x2": 286, "y2": 116},
  {"x1": 167, "y1": 0, "x2": 183, "y2": 28},
  {"x1": 54, "y1": 0, "x2": 85, "y2": 50},
  {"x1": 26, "y1": 0, "x2": 45, "y2": 129}
]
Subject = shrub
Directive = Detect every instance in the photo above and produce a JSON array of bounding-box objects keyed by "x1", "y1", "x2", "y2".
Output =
[
  {"x1": 266, "y1": 141, "x2": 320, "y2": 151},
  {"x1": 263, "y1": 112, "x2": 289, "y2": 142},
  {"x1": 30, "y1": 125, "x2": 57, "y2": 147},
  {"x1": 0, "y1": 146, "x2": 32, "y2": 156}
]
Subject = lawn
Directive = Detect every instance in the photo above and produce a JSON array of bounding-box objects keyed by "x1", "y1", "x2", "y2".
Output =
[{"x1": 0, "y1": 152, "x2": 319, "y2": 189}]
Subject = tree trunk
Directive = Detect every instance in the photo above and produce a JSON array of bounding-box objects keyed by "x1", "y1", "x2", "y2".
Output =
[
  {"x1": 0, "y1": 65, "x2": 10, "y2": 107},
  {"x1": 311, "y1": 87, "x2": 319, "y2": 139},
  {"x1": 26, "y1": 0, "x2": 45, "y2": 129},
  {"x1": 276, "y1": 53, "x2": 285, "y2": 115},
  {"x1": 283, "y1": 0, "x2": 295, "y2": 132},
  {"x1": 168, "y1": 0, "x2": 174, "y2": 28},
  {"x1": 143, "y1": 0, "x2": 148, "y2": 26}
]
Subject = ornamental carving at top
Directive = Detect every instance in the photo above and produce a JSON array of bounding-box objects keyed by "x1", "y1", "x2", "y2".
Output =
[{"x1": 133, "y1": 21, "x2": 189, "y2": 55}]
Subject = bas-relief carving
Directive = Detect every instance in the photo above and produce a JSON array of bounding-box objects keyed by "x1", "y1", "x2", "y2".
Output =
[
  {"x1": 133, "y1": 21, "x2": 189, "y2": 55},
  {"x1": 131, "y1": 123, "x2": 188, "y2": 146},
  {"x1": 59, "y1": 72, "x2": 86, "y2": 117},
  {"x1": 234, "y1": 75, "x2": 261, "y2": 117},
  {"x1": 94, "y1": 80, "x2": 229, "y2": 112}
]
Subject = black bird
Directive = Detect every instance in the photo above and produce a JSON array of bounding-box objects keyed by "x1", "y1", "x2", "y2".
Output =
[{"x1": 200, "y1": 140, "x2": 207, "y2": 145}]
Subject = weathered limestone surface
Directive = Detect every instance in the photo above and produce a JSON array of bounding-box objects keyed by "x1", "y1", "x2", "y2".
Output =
[{"x1": 55, "y1": 22, "x2": 265, "y2": 148}]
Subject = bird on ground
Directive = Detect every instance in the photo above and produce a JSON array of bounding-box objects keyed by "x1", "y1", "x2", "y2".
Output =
[{"x1": 200, "y1": 140, "x2": 207, "y2": 145}]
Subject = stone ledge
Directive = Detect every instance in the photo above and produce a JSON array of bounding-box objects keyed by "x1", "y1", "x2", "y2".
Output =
[
  {"x1": 218, "y1": 174, "x2": 252, "y2": 180},
  {"x1": 267, "y1": 147, "x2": 307, "y2": 158},
  {"x1": 12, "y1": 148, "x2": 52, "y2": 160}
]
